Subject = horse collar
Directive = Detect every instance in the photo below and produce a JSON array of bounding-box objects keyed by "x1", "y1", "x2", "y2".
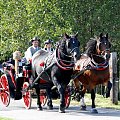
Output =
[
  {"x1": 90, "y1": 59, "x2": 109, "y2": 71},
  {"x1": 55, "y1": 49, "x2": 74, "y2": 70}
]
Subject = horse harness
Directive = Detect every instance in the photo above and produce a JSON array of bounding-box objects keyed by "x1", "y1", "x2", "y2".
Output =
[
  {"x1": 55, "y1": 48, "x2": 75, "y2": 70},
  {"x1": 72, "y1": 54, "x2": 109, "y2": 81},
  {"x1": 34, "y1": 47, "x2": 75, "y2": 83}
]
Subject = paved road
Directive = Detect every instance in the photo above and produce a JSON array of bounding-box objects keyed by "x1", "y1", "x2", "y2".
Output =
[{"x1": 0, "y1": 99, "x2": 120, "y2": 120}]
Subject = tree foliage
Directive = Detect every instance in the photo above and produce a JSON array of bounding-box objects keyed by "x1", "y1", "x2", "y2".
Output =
[{"x1": 0, "y1": 0, "x2": 120, "y2": 61}]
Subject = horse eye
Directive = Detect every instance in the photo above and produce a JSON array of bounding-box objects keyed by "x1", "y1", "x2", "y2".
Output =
[{"x1": 104, "y1": 42, "x2": 107, "y2": 45}]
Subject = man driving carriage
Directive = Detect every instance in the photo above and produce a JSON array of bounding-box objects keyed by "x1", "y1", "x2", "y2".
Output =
[{"x1": 25, "y1": 36, "x2": 41, "y2": 62}]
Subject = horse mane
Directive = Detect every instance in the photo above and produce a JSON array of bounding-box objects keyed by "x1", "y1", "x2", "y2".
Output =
[{"x1": 85, "y1": 38, "x2": 97, "y2": 57}]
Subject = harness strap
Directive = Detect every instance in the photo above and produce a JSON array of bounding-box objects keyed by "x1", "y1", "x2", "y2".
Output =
[
  {"x1": 58, "y1": 49, "x2": 74, "y2": 67},
  {"x1": 55, "y1": 49, "x2": 74, "y2": 70}
]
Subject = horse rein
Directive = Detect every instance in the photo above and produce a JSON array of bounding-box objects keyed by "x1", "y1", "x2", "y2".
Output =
[{"x1": 70, "y1": 47, "x2": 79, "y2": 54}]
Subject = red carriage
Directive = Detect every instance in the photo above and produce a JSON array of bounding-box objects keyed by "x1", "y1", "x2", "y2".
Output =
[
  {"x1": 0, "y1": 62, "x2": 32, "y2": 109},
  {"x1": 0, "y1": 55, "x2": 71, "y2": 109}
]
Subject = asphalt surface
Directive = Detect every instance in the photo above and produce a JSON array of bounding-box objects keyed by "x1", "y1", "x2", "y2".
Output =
[
  {"x1": 0, "y1": 63, "x2": 120, "y2": 120},
  {"x1": 0, "y1": 98, "x2": 120, "y2": 120}
]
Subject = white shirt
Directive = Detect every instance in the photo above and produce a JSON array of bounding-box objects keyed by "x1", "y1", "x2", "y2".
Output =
[{"x1": 25, "y1": 46, "x2": 40, "y2": 61}]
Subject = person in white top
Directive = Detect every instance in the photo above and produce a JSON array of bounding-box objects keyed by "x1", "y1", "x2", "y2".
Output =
[
  {"x1": 44, "y1": 39, "x2": 54, "y2": 53},
  {"x1": 25, "y1": 36, "x2": 41, "y2": 62}
]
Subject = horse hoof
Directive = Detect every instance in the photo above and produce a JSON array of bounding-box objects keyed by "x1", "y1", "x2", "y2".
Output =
[
  {"x1": 47, "y1": 105, "x2": 53, "y2": 110},
  {"x1": 37, "y1": 107, "x2": 43, "y2": 111},
  {"x1": 80, "y1": 105, "x2": 86, "y2": 111},
  {"x1": 59, "y1": 109, "x2": 65, "y2": 113},
  {"x1": 90, "y1": 108, "x2": 98, "y2": 114},
  {"x1": 59, "y1": 107, "x2": 65, "y2": 113}
]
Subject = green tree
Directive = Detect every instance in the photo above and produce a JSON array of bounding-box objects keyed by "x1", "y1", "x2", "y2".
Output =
[{"x1": 0, "y1": 0, "x2": 120, "y2": 62}]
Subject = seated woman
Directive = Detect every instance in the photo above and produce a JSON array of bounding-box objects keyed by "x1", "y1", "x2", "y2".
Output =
[{"x1": 44, "y1": 39, "x2": 54, "y2": 53}]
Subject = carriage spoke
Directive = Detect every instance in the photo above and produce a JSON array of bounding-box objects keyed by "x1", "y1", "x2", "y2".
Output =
[
  {"x1": 22, "y1": 82, "x2": 32, "y2": 109},
  {"x1": 0, "y1": 74, "x2": 10, "y2": 107}
]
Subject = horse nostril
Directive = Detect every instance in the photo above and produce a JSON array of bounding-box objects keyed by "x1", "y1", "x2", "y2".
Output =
[
  {"x1": 75, "y1": 54, "x2": 77, "y2": 58},
  {"x1": 74, "y1": 52, "x2": 77, "y2": 58},
  {"x1": 74, "y1": 54, "x2": 79, "y2": 62}
]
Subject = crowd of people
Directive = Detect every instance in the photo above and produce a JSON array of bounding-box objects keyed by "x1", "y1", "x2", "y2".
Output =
[{"x1": 2, "y1": 36, "x2": 55, "y2": 75}]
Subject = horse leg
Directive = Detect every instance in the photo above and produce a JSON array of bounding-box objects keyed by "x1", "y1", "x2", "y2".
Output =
[
  {"x1": 90, "y1": 89, "x2": 98, "y2": 113},
  {"x1": 58, "y1": 84, "x2": 66, "y2": 113},
  {"x1": 53, "y1": 79, "x2": 66, "y2": 113},
  {"x1": 46, "y1": 85, "x2": 53, "y2": 110},
  {"x1": 105, "y1": 81, "x2": 112, "y2": 98},
  {"x1": 102, "y1": 81, "x2": 112, "y2": 98},
  {"x1": 80, "y1": 86, "x2": 86, "y2": 110},
  {"x1": 35, "y1": 84, "x2": 42, "y2": 110},
  {"x1": 73, "y1": 78, "x2": 82, "y2": 101},
  {"x1": 73, "y1": 79, "x2": 86, "y2": 110}
]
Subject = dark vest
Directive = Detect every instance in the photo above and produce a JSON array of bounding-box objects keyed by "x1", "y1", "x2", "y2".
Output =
[{"x1": 29, "y1": 46, "x2": 40, "y2": 56}]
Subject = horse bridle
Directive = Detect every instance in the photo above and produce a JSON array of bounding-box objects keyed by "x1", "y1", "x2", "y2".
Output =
[
  {"x1": 96, "y1": 39, "x2": 110, "y2": 59},
  {"x1": 70, "y1": 47, "x2": 79, "y2": 53}
]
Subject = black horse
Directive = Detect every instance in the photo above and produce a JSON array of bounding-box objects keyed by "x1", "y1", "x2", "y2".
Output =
[{"x1": 31, "y1": 33, "x2": 80, "y2": 113}]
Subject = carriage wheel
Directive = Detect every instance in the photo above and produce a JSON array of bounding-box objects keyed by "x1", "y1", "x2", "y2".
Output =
[
  {"x1": 22, "y1": 82, "x2": 32, "y2": 109},
  {"x1": 0, "y1": 74, "x2": 10, "y2": 107},
  {"x1": 65, "y1": 86, "x2": 71, "y2": 109},
  {"x1": 40, "y1": 90, "x2": 47, "y2": 106}
]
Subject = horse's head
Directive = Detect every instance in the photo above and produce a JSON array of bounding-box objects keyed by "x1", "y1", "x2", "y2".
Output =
[
  {"x1": 96, "y1": 33, "x2": 111, "y2": 60},
  {"x1": 61, "y1": 33, "x2": 80, "y2": 62}
]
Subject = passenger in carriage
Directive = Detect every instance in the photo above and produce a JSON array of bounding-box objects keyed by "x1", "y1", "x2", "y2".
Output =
[
  {"x1": 2, "y1": 57, "x2": 15, "y2": 69},
  {"x1": 2, "y1": 51, "x2": 22, "y2": 70},
  {"x1": 43, "y1": 39, "x2": 54, "y2": 53},
  {"x1": 25, "y1": 36, "x2": 41, "y2": 62}
]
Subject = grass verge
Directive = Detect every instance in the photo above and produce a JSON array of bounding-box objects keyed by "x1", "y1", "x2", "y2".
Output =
[
  {"x1": 85, "y1": 93, "x2": 120, "y2": 110},
  {"x1": 53, "y1": 93, "x2": 120, "y2": 110},
  {"x1": 0, "y1": 117, "x2": 13, "y2": 120}
]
